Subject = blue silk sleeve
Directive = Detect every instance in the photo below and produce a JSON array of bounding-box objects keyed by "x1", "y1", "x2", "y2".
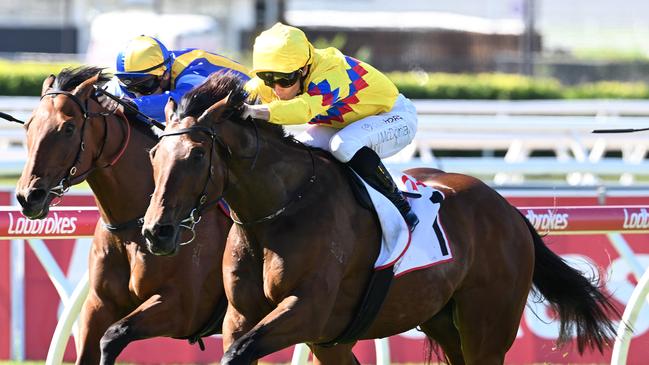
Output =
[{"x1": 131, "y1": 74, "x2": 206, "y2": 123}]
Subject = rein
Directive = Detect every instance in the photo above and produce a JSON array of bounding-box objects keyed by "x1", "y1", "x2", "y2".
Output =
[{"x1": 41, "y1": 89, "x2": 132, "y2": 200}]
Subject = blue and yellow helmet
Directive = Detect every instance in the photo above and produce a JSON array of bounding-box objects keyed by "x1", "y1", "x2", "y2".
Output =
[{"x1": 115, "y1": 35, "x2": 171, "y2": 78}]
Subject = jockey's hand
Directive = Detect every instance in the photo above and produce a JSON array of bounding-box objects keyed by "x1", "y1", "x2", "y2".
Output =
[
  {"x1": 97, "y1": 94, "x2": 137, "y2": 116},
  {"x1": 240, "y1": 103, "x2": 270, "y2": 121},
  {"x1": 97, "y1": 94, "x2": 122, "y2": 113}
]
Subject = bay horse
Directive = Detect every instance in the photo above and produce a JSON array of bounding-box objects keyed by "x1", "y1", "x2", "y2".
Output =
[
  {"x1": 142, "y1": 72, "x2": 620, "y2": 365},
  {"x1": 15, "y1": 67, "x2": 232, "y2": 365}
]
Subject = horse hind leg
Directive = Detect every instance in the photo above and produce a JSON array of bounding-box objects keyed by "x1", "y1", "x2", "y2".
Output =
[
  {"x1": 452, "y1": 286, "x2": 528, "y2": 365},
  {"x1": 418, "y1": 300, "x2": 465, "y2": 365}
]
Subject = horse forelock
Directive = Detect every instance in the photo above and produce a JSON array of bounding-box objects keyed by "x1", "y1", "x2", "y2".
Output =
[{"x1": 53, "y1": 66, "x2": 110, "y2": 91}]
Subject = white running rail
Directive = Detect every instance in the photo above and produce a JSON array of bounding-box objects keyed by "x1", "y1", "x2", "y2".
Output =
[{"x1": 4, "y1": 97, "x2": 649, "y2": 185}]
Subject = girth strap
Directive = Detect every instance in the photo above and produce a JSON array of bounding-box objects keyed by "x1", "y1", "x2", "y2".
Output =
[
  {"x1": 175, "y1": 294, "x2": 229, "y2": 351},
  {"x1": 317, "y1": 266, "x2": 394, "y2": 347}
]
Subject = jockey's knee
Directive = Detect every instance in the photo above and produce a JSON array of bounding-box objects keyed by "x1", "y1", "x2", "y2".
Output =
[{"x1": 329, "y1": 135, "x2": 364, "y2": 163}]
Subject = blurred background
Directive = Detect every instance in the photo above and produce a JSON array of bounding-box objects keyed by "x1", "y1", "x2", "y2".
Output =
[
  {"x1": 3, "y1": 0, "x2": 649, "y2": 81},
  {"x1": 2, "y1": 1, "x2": 649, "y2": 365},
  {"x1": 3, "y1": 0, "x2": 649, "y2": 185}
]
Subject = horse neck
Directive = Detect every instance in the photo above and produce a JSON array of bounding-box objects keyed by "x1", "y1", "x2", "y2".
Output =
[
  {"x1": 224, "y1": 130, "x2": 319, "y2": 223},
  {"x1": 87, "y1": 118, "x2": 157, "y2": 225}
]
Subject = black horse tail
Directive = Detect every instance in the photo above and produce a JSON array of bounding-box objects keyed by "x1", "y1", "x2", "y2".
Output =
[{"x1": 521, "y1": 212, "x2": 622, "y2": 353}]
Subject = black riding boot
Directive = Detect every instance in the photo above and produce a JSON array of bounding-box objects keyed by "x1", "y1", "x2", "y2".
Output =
[{"x1": 347, "y1": 147, "x2": 419, "y2": 232}]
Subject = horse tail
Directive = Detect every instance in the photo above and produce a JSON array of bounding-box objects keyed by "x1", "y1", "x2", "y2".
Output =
[{"x1": 520, "y1": 211, "x2": 621, "y2": 353}]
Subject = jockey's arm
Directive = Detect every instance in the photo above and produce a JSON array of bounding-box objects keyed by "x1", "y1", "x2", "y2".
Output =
[
  {"x1": 119, "y1": 74, "x2": 203, "y2": 123},
  {"x1": 266, "y1": 94, "x2": 328, "y2": 125},
  {"x1": 266, "y1": 69, "x2": 352, "y2": 125}
]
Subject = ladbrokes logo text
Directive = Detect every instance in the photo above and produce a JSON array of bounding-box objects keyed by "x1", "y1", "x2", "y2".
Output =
[
  {"x1": 525, "y1": 209, "x2": 569, "y2": 231},
  {"x1": 623, "y1": 208, "x2": 649, "y2": 229},
  {"x1": 7, "y1": 212, "x2": 78, "y2": 235}
]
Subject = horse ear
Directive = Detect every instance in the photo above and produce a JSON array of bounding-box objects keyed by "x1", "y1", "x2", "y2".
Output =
[
  {"x1": 197, "y1": 93, "x2": 231, "y2": 124},
  {"x1": 164, "y1": 97, "x2": 177, "y2": 123},
  {"x1": 41, "y1": 74, "x2": 56, "y2": 96},
  {"x1": 72, "y1": 72, "x2": 101, "y2": 99}
]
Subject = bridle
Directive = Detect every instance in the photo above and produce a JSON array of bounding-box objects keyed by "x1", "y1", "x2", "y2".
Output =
[
  {"x1": 40, "y1": 89, "x2": 131, "y2": 202},
  {"x1": 158, "y1": 124, "x2": 226, "y2": 244},
  {"x1": 158, "y1": 116, "x2": 317, "y2": 233}
]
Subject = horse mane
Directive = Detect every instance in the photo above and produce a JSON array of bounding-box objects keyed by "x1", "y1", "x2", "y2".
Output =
[
  {"x1": 53, "y1": 66, "x2": 111, "y2": 91},
  {"x1": 178, "y1": 71, "x2": 290, "y2": 142},
  {"x1": 52, "y1": 66, "x2": 158, "y2": 141}
]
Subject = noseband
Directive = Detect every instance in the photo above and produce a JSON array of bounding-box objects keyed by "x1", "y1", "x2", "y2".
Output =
[{"x1": 40, "y1": 89, "x2": 131, "y2": 201}]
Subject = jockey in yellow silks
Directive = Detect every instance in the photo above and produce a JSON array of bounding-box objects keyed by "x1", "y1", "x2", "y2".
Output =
[{"x1": 243, "y1": 23, "x2": 419, "y2": 231}]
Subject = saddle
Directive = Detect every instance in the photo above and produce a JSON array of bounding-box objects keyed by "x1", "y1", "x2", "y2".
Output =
[{"x1": 320, "y1": 163, "x2": 449, "y2": 347}]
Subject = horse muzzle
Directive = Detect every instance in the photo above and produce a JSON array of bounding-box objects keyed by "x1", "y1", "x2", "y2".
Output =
[
  {"x1": 142, "y1": 223, "x2": 180, "y2": 256},
  {"x1": 16, "y1": 188, "x2": 50, "y2": 219}
]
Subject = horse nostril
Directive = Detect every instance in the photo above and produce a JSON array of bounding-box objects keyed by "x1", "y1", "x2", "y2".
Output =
[
  {"x1": 27, "y1": 189, "x2": 47, "y2": 204},
  {"x1": 157, "y1": 224, "x2": 175, "y2": 240},
  {"x1": 142, "y1": 227, "x2": 154, "y2": 241},
  {"x1": 16, "y1": 193, "x2": 27, "y2": 208}
]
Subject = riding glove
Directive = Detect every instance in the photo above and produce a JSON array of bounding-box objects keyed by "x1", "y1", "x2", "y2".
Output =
[
  {"x1": 97, "y1": 94, "x2": 138, "y2": 119},
  {"x1": 240, "y1": 103, "x2": 270, "y2": 121}
]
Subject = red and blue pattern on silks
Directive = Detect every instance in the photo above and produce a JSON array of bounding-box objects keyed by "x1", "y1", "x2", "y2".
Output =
[{"x1": 306, "y1": 56, "x2": 369, "y2": 125}]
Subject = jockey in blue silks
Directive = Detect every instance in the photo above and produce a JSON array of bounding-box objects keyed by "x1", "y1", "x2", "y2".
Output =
[{"x1": 100, "y1": 35, "x2": 250, "y2": 123}]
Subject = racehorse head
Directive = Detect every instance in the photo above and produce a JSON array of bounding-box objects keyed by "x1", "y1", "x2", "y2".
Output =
[
  {"x1": 142, "y1": 72, "x2": 247, "y2": 256},
  {"x1": 16, "y1": 67, "x2": 111, "y2": 219}
]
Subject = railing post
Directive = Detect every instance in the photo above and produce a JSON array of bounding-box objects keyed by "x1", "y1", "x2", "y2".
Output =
[
  {"x1": 45, "y1": 272, "x2": 89, "y2": 365},
  {"x1": 10, "y1": 238, "x2": 25, "y2": 361},
  {"x1": 611, "y1": 268, "x2": 649, "y2": 365}
]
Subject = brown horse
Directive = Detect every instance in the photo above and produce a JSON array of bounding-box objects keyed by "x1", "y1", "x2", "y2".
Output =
[
  {"x1": 142, "y1": 73, "x2": 620, "y2": 365},
  {"x1": 15, "y1": 67, "x2": 232, "y2": 365}
]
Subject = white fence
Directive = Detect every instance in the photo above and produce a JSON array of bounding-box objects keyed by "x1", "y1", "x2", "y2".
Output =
[{"x1": 3, "y1": 97, "x2": 649, "y2": 185}]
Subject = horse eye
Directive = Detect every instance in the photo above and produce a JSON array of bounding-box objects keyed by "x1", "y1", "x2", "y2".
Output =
[
  {"x1": 190, "y1": 148, "x2": 205, "y2": 161},
  {"x1": 63, "y1": 122, "x2": 75, "y2": 137}
]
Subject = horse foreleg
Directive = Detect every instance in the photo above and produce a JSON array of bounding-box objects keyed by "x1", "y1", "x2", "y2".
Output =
[
  {"x1": 221, "y1": 295, "x2": 329, "y2": 365},
  {"x1": 98, "y1": 294, "x2": 179, "y2": 365},
  {"x1": 222, "y1": 304, "x2": 263, "y2": 365},
  {"x1": 310, "y1": 342, "x2": 359, "y2": 365},
  {"x1": 75, "y1": 291, "x2": 121, "y2": 365}
]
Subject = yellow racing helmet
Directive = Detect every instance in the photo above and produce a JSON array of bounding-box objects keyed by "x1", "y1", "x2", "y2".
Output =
[
  {"x1": 115, "y1": 35, "x2": 171, "y2": 78},
  {"x1": 251, "y1": 23, "x2": 314, "y2": 75}
]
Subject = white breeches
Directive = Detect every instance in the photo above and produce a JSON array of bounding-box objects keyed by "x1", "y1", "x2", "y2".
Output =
[{"x1": 296, "y1": 94, "x2": 418, "y2": 162}]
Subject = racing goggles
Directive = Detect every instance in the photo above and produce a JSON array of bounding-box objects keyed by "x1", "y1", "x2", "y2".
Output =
[
  {"x1": 117, "y1": 74, "x2": 161, "y2": 95},
  {"x1": 257, "y1": 70, "x2": 301, "y2": 88}
]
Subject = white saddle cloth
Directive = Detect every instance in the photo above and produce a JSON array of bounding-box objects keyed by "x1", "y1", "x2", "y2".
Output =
[{"x1": 362, "y1": 172, "x2": 453, "y2": 277}]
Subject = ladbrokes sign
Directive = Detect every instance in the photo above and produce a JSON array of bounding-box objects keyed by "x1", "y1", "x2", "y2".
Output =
[
  {"x1": 525, "y1": 209, "x2": 569, "y2": 231},
  {"x1": 7, "y1": 212, "x2": 78, "y2": 235},
  {"x1": 523, "y1": 206, "x2": 649, "y2": 233},
  {"x1": 0, "y1": 207, "x2": 98, "y2": 239},
  {"x1": 623, "y1": 208, "x2": 649, "y2": 229}
]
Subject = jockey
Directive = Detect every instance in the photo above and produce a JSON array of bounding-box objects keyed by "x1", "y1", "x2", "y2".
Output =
[
  {"x1": 100, "y1": 35, "x2": 250, "y2": 123},
  {"x1": 242, "y1": 23, "x2": 419, "y2": 232}
]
